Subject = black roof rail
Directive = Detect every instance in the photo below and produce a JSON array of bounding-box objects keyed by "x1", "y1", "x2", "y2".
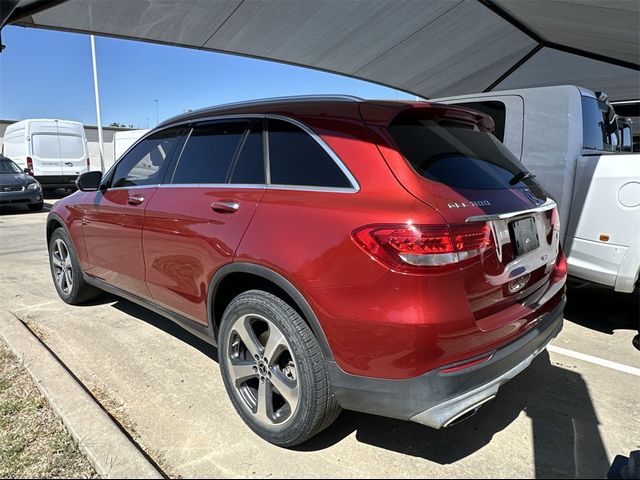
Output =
[{"x1": 158, "y1": 95, "x2": 364, "y2": 127}]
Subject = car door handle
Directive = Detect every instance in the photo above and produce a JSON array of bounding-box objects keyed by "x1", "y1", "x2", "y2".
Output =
[
  {"x1": 210, "y1": 201, "x2": 240, "y2": 214},
  {"x1": 127, "y1": 194, "x2": 145, "y2": 205}
]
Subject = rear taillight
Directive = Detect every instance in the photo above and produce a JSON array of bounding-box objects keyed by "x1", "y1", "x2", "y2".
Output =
[
  {"x1": 552, "y1": 250, "x2": 567, "y2": 282},
  {"x1": 546, "y1": 207, "x2": 560, "y2": 244},
  {"x1": 26, "y1": 157, "x2": 33, "y2": 175},
  {"x1": 352, "y1": 223, "x2": 492, "y2": 273},
  {"x1": 550, "y1": 207, "x2": 560, "y2": 231}
]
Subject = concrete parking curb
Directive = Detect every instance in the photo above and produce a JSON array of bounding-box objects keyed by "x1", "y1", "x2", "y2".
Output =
[{"x1": 0, "y1": 309, "x2": 163, "y2": 479}]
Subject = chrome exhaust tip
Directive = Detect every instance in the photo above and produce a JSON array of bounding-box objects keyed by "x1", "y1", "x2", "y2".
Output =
[{"x1": 442, "y1": 395, "x2": 496, "y2": 428}]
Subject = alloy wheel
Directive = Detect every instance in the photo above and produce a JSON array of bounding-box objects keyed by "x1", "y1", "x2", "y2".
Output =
[
  {"x1": 225, "y1": 313, "x2": 300, "y2": 427},
  {"x1": 51, "y1": 238, "x2": 73, "y2": 295}
]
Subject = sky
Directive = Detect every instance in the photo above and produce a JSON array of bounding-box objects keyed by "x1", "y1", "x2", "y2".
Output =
[{"x1": 0, "y1": 25, "x2": 416, "y2": 128}]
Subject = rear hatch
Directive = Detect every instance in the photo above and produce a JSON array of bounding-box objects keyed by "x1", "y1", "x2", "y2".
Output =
[
  {"x1": 362, "y1": 103, "x2": 561, "y2": 322},
  {"x1": 30, "y1": 121, "x2": 64, "y2": 178},
  {"x1": 56, "y1": 121, "x2": 88, "y2": 177}
]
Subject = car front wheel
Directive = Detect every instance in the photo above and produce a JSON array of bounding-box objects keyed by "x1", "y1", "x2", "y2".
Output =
[{"x1": 219, "y1": 289, "x2": 341, "y2": 447}]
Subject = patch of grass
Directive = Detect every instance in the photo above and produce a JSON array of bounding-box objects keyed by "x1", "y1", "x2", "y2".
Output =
[
  {"x1": 0, "y1": 378, "x2": 9, "y2": 393},
  {"x1": 0, "y1": 341, "x2": 98, "y2": 478}
]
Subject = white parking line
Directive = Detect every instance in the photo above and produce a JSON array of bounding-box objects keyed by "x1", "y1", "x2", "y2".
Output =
[{"x1": 548, "y1": 345, "x2": 640, "y2": 377}]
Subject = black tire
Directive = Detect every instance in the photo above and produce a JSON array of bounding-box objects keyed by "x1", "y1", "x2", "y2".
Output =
[
  {"x1": 219, "y1": 290, "x2": 341, "y2": 447},
  {"x1": 28, "y1": 202, "x2": 44, "y2": 211},
  {"x1": 49, "y1": 228, "x2": 102, "y2": 304}
]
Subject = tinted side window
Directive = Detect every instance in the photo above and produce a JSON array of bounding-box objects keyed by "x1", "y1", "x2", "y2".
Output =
[
  {"x1": 112, "y1": 127, "x2": 180, "y2": 187},
  {"x1": 172, "y1": 121, "x2": 248, "y2": 184},
  {"x1": 268, "y1": 119, "x2": 352, "y2": 188},
  {"x1": 455, "y1": 101, "x2": 506, "y2": 142},
  {"x1": 229, "y1": 120, "x2": 265, "y2": 184}
]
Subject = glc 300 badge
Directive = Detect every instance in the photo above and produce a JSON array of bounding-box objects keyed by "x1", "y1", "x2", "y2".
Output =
[{"x1": 448, "y1": 200, "x2": 491, "y2": 208}]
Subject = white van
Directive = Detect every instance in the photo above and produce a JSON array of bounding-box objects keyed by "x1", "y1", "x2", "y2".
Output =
[
  {"x1": 111, "y1": 129, "x2": 149, "y2": 170},
  {"x1": 2, "y1": 119, "x2": 89, "y2": 189},
  {"x1": 434, "y1": 85, "x2": 640, "y2": 293}
]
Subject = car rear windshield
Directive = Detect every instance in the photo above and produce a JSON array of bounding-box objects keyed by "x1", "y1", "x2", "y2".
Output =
[
  {"x1": 31, "y1": 134, "x2": 84, "y2": 160},
  {"x1": 58, "y1": 135, "x2": 85, "y2": 159},
  {"x1": 388, "y1": 113, "x2": 533, "y2": 190},
  {"x1": 32, "y1": 134, "x2": 60, "y2": 160}
]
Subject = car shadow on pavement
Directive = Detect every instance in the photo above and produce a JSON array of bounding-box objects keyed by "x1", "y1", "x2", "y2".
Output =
[
  {"x1": 108, "y1": 296, "x2": 219, "y2": 362},
  {"x1": 96, "y1": 296, "x2": 609, "y2": 478},
  {"x1": 564, "y1": 283, "x2": 639, "y2": 334},
  {"x1": 298, "y1": 351, "x2": 610, "y2": 478},
  {"x1": 43, "y1": 188, "x2": 74, "y2": 200}
]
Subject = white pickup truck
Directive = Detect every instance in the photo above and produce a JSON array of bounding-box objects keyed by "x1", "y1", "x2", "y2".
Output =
[{"x1": 434, "y1": 85, "x2": 639, "y2": 293}]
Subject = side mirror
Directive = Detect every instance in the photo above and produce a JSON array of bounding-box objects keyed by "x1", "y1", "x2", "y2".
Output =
[
  {"x1": 23, "y1": 168, "x2": 31, "y2": 175},
  {"x1": 76, "y1": 171, "x2": 103, "y2": 191}
]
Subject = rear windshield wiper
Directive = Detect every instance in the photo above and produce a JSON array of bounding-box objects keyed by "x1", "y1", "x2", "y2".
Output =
[{"x1": 509, "y1": 171, "x2": 536, "y2": 186}]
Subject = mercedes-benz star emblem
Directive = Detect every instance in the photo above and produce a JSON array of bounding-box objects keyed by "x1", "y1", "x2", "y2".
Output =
[{"x1": 524, "y1": 189, "x2": 544, "y2": 206}]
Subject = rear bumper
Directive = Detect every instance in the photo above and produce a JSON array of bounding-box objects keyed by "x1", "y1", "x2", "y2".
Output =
[
  {"x1": 328, "y1": 295, "x2": 565, "y2": 428},
  {"x1": 615, "y1": 242, "x2": 640, "y2": 293},
  {"x1": 36, "y1": 175, "x2": 78, "y2": 188},
  {"x1": 567, "y1": 237, "x2": 637, "y2": 293}
]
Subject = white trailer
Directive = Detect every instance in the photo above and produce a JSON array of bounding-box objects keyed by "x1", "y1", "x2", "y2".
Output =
[{"x1": 434, "y1": 85, "x2": 639, "y2": 293}]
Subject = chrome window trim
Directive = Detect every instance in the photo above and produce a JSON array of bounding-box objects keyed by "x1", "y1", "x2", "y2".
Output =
[
  {"x1": 113, "y1": 113, "x2": 361, "y2": 194},
  {"x1": 107, "y1": 184, "x2": 160, "y2": 191},
  {"x1": 265, "y1": 114, "x2": 360, "y2": 192},
  {"x1": 266, "y1": 184, "x2": 358, "y2": 194},
  {"x1": 465, "y1": 199, "x2": 556, "y2": 223},
  {"x1": 158, "y1": 183, "x2": 265, "y2": 190},
  {"x1": 156, "y1": 183, "x2": 357, "y2": 194}
]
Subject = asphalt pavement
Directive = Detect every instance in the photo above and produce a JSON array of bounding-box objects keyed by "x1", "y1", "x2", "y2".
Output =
[{"x1": 1, "y1": 197, "x2": 638, "y2": 478}]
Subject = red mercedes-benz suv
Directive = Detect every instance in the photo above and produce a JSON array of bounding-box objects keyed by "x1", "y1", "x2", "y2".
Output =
[{"x1": 47, "y1": 96, "x2": 566, "y2": 446}]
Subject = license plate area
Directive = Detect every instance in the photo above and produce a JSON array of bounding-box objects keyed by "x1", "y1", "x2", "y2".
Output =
[{"x1": 509, "y1": 217, "x2": 539, "y2": 256}]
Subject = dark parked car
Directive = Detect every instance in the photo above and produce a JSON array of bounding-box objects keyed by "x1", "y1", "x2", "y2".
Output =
[
  {"x1": 0, "y1": 154, "x2": 44, "y2": 211},
  {"x1": 47, "y1": 96, "x2": 567, "y2": 446}
]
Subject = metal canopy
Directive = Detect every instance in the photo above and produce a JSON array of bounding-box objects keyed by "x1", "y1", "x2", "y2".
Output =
[{"x1": 3, "y1": 0, "x2": 639, "y2": 101}]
